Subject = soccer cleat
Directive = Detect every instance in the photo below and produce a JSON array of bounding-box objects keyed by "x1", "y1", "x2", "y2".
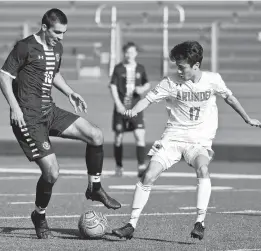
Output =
[
  {"x1": 112, "y1": 223, "x2": 134, "y2": 240},
  {"x1": 115, "y1": 166, "x2": 124, "y2": 177},
  {"x1": 85, "y1": 186, "x2": 121, "y2": 210},
  {"x1": 31, "y1": 210, "x2": 54, "y2": 239},
  {"x1": 190, "y1": 221, "x2": 205, "y2": 240}
]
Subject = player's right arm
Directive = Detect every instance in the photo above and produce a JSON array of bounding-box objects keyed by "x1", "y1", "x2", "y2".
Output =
[
  {"x1": 124, "y1": 77, "x2": 173, "y2": 118},
  {"x1": 108, "y1": 66, "x2": 125, "y2": 115},
  {"x1": 0, "y1": 42, "x2": 28, "y2": 127}
]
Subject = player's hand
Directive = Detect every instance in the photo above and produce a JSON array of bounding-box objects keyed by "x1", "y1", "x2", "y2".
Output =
[
  {"x1": 135, "y1": 86, "x2": 144, "y2": 95},
  {"x1": 246, "y1": 118, "x2": 261, "y2": 127},
  {"x1": 124, "y1": 109, "x2": 137, "y2": 118},
  {"x1": 69, "y1": 92, "x2": 87, "y2": 113},
  {"x1": 116, "y1": 104, "x2": 126, "y2": 115},
  {"x1": 10, "y1": 107, "x2": 26, "y2": 128}
]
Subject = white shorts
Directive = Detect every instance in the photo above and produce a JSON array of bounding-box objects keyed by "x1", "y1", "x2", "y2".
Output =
[{"x1": 147, "y1": 139, "x2": 214, "y2": 170}]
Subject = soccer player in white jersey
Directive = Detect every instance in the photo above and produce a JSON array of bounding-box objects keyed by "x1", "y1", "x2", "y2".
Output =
[{"x1": 112, "y1": 41, "x2": 261, "y2": 240}]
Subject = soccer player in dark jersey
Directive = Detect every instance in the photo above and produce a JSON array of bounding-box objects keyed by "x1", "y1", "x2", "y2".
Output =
[
  {"x1": 0, "y1": 8, "x2": 121, "y2": 239},
  {"x1": 109, "y1": 42, "x2": 151, "y2": 177}
]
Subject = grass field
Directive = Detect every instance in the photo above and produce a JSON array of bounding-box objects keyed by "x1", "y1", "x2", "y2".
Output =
[{"x1": 0, "y1": 156, "x2": 261, "y2": 250}]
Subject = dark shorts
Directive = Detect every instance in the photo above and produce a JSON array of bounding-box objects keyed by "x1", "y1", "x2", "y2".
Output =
[
  {"x1": 12, "y1": 105, "x2": 80, "y2": 161},
  {"x1": 112, "y1": 110, "x2": 145, "y2": 133}
]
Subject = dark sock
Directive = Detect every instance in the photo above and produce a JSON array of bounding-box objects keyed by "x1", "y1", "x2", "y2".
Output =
[
  {"x1": 93, "y1": 182, "x2": 101, "y2": 191},
  {"x1": 136, "y1": 146, "x2": 145, "y2": 165},
  {"x1": 85, "y1": 144, "x2": 103, "y2": 175},
  {"x1": 114, "y1": 144, "x2": 123, "y2": 167},
  {"x1": 35, "y1": 175, "x2": 54, "y2": 209},
  {"x1": 86, "y1": 144, "x2": 103, "y2": 191}
]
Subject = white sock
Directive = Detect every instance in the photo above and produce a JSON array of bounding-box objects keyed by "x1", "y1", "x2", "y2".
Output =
[
  {"x1": 35, "y1": 205, "x2": 46, "y2": 214},
  {"x1": 196, "y1": 178, "x2": 211, "y2": 224},
  {"x1": 129, "y1": 181, "x2": 151, "y2": 228},
  {"x1": 88, "y1": 174, "x2": 101, "y2": 184}
]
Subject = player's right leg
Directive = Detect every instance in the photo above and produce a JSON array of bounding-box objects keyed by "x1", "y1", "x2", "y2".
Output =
[
  {"x1": 31, "y1": 154, "x2": 60, "y2": 239},
  {"x1": 114, "y1": 132, "x2": 124, "y2": 177},
  {"x1": 12, "y1": 120, "x2": 58, "y2": 239},
  {"x1": 112, "y1": 138, "x2": 180, "y2": 239},
  {"x1": 112, "y1": 160, "x2": 165, "y2": 239}
]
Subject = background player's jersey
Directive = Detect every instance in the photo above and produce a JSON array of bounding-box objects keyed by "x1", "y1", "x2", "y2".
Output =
[
  {"x1": 1, "y1": 34, "x2": 63, "y2": 114},
  {"x1": 110, "y1": 62, "x2": 148, "y2": 109},
  {"x1": 146, "y1": 71, "x2": 232, "y2": 146}
]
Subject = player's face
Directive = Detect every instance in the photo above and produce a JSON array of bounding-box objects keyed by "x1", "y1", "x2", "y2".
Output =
[
  {"x1": 176, "y1": 60, "x2": 199, "y2": 81},
  {"x1": 124, "y1": 46, "x2": 137, "y2": 63},
  {"x1": 44, "y1": 22, "x2": 67, "y2": 47}
]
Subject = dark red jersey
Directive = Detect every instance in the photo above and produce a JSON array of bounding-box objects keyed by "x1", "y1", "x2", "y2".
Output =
[
  {"x1": 110, "y1": 62, "x2": 149, "y2": 109},
  {"x1": 1, "y1": 34, "x2": 63, "y2": 114}
]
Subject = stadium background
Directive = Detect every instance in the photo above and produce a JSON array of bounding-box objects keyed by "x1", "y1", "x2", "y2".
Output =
[{"x1": 0, "y1": 0, "x2": 261, "y2": 161}]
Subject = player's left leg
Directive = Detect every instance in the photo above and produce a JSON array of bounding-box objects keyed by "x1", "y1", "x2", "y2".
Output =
[
  {"x1": 49, "y1": 107, "x2": 121, "y2": 210},
  {"x1": 184, "y1": 146, "x2": 212, "y2": 240},
  {"x1": 133, "y1": 128, "x2": 146, "y2": 177}
]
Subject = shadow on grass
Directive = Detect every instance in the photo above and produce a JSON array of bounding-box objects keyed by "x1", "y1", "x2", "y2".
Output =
[
  {"x1": 103, "y1": 232, "x2": 197, "y2": 245},
  {"x1": 0, "y1": 227, "x2": 120, "y2": 241},
  {"x1": 0, "y1": 227, "x2": 198, "y2": 245},
  {"x1": 0, "y1": 226, "x2": 79, "y2": 239}
]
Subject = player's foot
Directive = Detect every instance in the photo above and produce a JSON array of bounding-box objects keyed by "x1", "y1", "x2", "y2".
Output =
[
  {"x1": 112, "y1": 223, "x2": 134, "y2": 240},
  {"x1": 190, "y1": 221, "x2": 205, "y2": 240},
  {"x1": 85, "y1": 186, "x2": 121, "y2": 210},
  {"x1": 31, "y1": 210, "x2": 54, "y2": 239},
  {"x1": 137, "y1": 164, "x2": 146, "y2": 178},
  {"x1": 115, "y1": 166, "x2": 123, "y2": 177}
]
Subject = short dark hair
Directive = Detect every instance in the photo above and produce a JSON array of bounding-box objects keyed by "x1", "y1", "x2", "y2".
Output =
[
  {"x1": 122, "y1": 42, "x2": 137, "y2": 52},
  {"x1": 169, "y1": 41, "x2": 203, "y2": 67},
  {"x1": 42, "y1": 8, "x2": 68, "y2": 29}
]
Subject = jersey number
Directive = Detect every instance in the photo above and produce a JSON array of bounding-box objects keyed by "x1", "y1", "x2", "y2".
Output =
[
  {"x1": 44, "y1": 71, "x2": 54, "y2": 84},
  {"x1": 189, "y1": 107, "x2": 200, "y2": 121}
]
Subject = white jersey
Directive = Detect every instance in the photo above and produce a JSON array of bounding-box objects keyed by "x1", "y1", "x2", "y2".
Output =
[{"x1": 146, "y1": 71, "x2": 232, "y2": 147}]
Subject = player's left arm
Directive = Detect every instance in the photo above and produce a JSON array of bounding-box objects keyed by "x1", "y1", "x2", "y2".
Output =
[
  {"x1": 214, "y1": 73, "x2": 260, "y2": 127},
  {"x1": 53, "y1": 72, "x2": 87, "y2": 113},
  {"x1": 224, "y1": 95, "x2": 260, "y2": 127}
]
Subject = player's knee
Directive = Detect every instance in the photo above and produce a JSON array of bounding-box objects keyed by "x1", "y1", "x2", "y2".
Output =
[
  {"x1": 136, "y1": 139, "x2": 145, "y2": 147},
  {"x1": 114, "y1": 134, "x2": 123, "y2": 146},
  {"x1": 92, "y1": 128, "x2": 104, "y2": 145},
  {"x1": 141, "y1": 169, "x2": 157, "y2": 186},
  {"x1": 43, "y1": 170, "x2": 59, "y2": 184},
  {"x1": 196, "y1": 165, "x2": 209, "y2": 178}
]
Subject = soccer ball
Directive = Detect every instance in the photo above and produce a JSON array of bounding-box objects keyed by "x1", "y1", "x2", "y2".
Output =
[{"x1": 78, "y1": 210, "x2": 108, "y2": 239}]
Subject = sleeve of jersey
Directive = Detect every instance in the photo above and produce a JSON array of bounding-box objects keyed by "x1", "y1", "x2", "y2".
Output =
[
  {"x1": 146, "y1": 77, "x2": 173, "y2": 103},
  {"x1": 214, "y1": 73, "x2": 233, "y2": 98},
  {"x1": 1, "y1": 42, "x2": 28, "y2": 79}
]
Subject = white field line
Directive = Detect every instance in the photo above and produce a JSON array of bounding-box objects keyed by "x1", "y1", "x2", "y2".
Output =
[
  {"x1": 109, "y1": 185, "x2": 233, "y2": 191},
  {"x1": 0, "y1": 212, "x2": 196, "y2": 220},
  {"x1": 0, "y1": 168, "x2": 261, "y2": 180},
  {"x1": 2, "y1": 209, "x2": 261, "y2": 220},
  {"x1": 179, "y1": 206, "x2": 216, "y2": 210}
]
